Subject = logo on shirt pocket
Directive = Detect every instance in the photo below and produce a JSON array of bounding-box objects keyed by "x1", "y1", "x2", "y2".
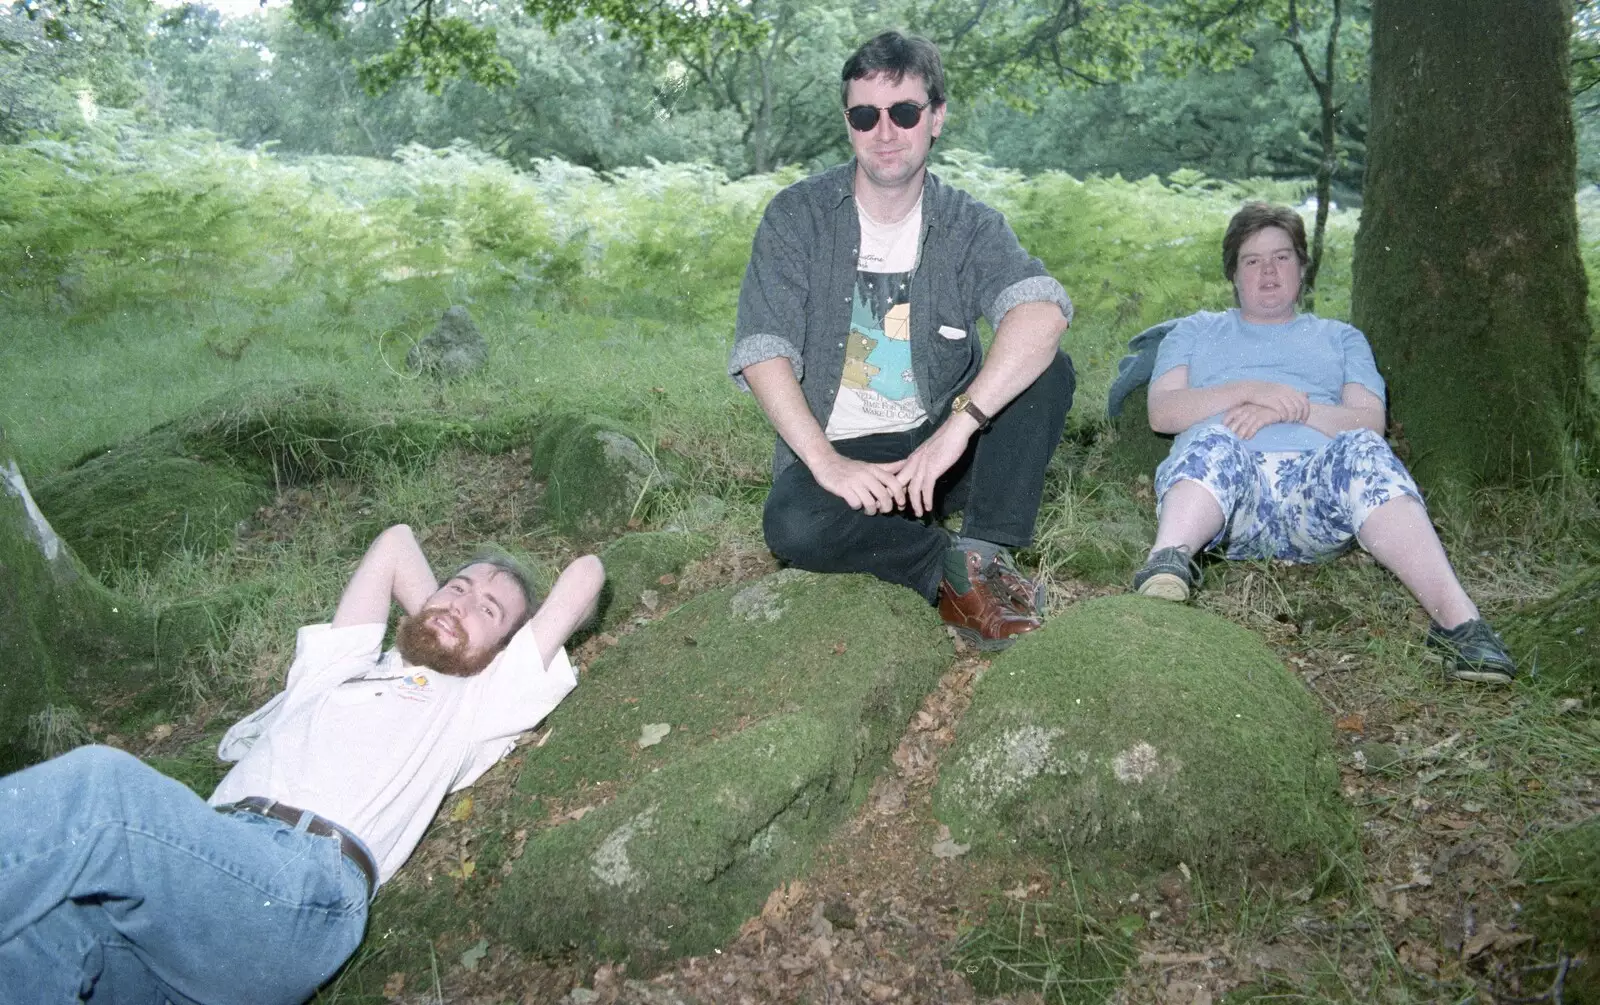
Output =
[
  {"x1": 394, "y1": 672, "x2": 435, "y2": 703},
  {"x1": 938, "y1": 325, "x2": 967, "y2": 340}
]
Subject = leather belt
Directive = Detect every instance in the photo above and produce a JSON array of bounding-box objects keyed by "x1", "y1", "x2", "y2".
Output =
[{"x1": 216, "y1": 797, "x2": 377, "y2": 896}]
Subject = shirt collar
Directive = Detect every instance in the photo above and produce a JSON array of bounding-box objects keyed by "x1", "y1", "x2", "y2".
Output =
[{"x1": 830, "y1": 159, "x2": 943, "y2": 224}]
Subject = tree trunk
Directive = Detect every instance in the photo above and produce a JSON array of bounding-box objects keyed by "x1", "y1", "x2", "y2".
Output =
[
  {"x1": 0, "y1": 428, "x2": 171, "y2": 773},
  {"x1": 1352, "y1": 0, "x2": 1593, "y2": 486}
]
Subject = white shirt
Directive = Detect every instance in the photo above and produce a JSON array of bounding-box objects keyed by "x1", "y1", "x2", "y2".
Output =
[
  {"x1": 825, "y1": 201, "x2": 929, "y2": 440},
  {"x1": 210, "y1": 621, "x2": 576, "y2": 885}
]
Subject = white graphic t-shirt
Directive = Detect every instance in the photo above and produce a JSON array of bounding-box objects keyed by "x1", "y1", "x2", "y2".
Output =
[{"x1": 825, "y1": 201, "x2": 928, "y2": 440}]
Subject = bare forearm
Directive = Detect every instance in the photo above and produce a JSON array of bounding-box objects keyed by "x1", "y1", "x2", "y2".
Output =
[
  {"x1": 1148, "y1": 382, "x2": 1263, "y2": 434},
  {"x1": 961, "y1": 302, "x2": 1068, "y2": 417},
  {"x1": 742, "y1": 356, "x2": 837, "y2": 469},
  {"x1": 1304, "y1": 402, "x2": 1385, "y2": 437},
  {"x1": 332, "y1": 525, "x2": 438, "y2": 627},
  {"x1": 529, "y1": 555, "x2": 605, "y2": 669}
]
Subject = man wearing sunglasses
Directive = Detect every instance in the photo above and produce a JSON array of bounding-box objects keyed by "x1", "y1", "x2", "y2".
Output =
[{"x1": 729, "y1": 30, "x2": 1075, "y2": 651}]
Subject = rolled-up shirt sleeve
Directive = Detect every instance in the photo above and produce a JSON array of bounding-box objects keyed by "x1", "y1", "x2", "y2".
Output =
[
  {"x1": 1338, "y1": 324, "x2": 1387, "y2": 403},
  {"x1": 965, "y1": 208, "x2": 1073, "y2": 332},
  {"x1": 730, "y1": 200, "x2": 810, "y2": 391}
]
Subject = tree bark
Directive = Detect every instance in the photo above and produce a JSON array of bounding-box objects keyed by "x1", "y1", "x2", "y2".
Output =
[{"x1": 1353, "y1": 0, "x2": 1593, "y2": 486}]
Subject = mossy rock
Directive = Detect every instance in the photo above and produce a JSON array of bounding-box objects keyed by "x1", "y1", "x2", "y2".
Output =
[
  {"x1": 934, "y1": 595, "x2": 1349, "y2": 881},
  {"x1": 1517, "y1": 817, "x2": 1600, "y2": 1001},
  {"x1": 487, "y1": 570, "x2": 949, "y2": 967},
  {"x1": 1501, "y1": 568, "x2": 1599, "y2": 692},
  {"x1": 176, "y1": 383, "x2": 475, "y2": 483},
  {"x1": 36, "y1": 444, "x2": 271, "y2": 576},
  {"x1": 595, "y1": 531, "x2": 716, "y2": 630},
  {"x1": 0, "y1": 434, "x2": 177, "y2": 772},
  {"x1": 530, "y1": 414, "x2": 676, "y2": 536}
]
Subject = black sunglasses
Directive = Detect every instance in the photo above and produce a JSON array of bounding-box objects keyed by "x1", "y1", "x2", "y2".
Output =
[{"x1": 845, "y1": 100, "x2": 931, "y2": 132}]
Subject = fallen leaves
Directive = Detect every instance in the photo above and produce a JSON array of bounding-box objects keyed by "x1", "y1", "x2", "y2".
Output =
[
  {"x1": 459, "y1": 938, "x2": 488, "y2": 972},
  {"x1": 1335, "y1": 711, "x2": 1366, "y2": 733},
  {"x1": 448, "y1": 795, "x2": 474, "y2": 822},
  {"x1": 638, "y1": 722, "x2": 671, "y2": 748},
  {"x1": 1461, "y1": 922, "x2": 1533, "y2": 959}
]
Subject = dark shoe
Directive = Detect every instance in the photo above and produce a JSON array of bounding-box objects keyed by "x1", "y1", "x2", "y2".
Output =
[
  {"x1": 1133, "y1": 546, "x2": 1202, "y2": 602},
  {"x1": 938, "y1": 551, "x2": 1043, "y2": 652},
  {"x1": 1426, "y1": 618, "x2": 1516, "y2": 683},
  {"x1": 986, "y1": 549, "x2": 1045, "y2": 616}
]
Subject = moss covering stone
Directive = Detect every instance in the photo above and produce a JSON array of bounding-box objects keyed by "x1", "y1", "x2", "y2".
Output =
[
  {"x1": 934, "y1": 595, "x2": 1348, "y2": 880},
  {"x1": 176, "y1": 382, "x2": 472, "y2": 483},
  {"x1": 595, "y1": 531, "x2": 715, "y2": 630},
  {"x1": 488, "y1": 570, "x2": 949, "y2": 968},
  {"x1": 1500, "y1": 568, "x2": 1599, "y2": 692},
  {"x1": 36, "y1": 443, "x2": 271, "y2": 576},
  {"x1": 530, "y1": 414, "x2": 675, "y2": 536},
  {"x1": 0, "y1": 430, "x2": 202, "y2": 773}
]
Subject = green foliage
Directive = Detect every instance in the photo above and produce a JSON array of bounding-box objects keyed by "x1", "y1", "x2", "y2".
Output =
[
  {"x1": 35, "y1": 443, "x2": 271, "y2": 577},
  {"x1": 1501, "y1": 567, "x2": 1600, "y2": 693},
  {"x1": 286, "y1": 0, "x2": 764, "y2": 94}
]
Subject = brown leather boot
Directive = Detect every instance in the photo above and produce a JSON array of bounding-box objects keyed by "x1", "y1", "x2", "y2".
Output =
[{"x1": 937, "y1": 551, "x2": 1043, "y2": 651}]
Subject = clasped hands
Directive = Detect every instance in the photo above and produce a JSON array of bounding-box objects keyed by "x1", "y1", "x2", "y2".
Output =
[
  {"x1": 811, "y1": 418, "x2": 974, "y2": 516},
  {"x1": 1222, "y1": 381, "x2": 1311, "y2": 440}
]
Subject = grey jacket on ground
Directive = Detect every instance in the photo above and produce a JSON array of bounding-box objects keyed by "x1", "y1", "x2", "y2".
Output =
[{"x1": 728, "y1": 161, "x2": 1073, "y2": 478}]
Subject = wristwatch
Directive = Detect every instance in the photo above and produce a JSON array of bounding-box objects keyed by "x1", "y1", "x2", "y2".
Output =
[{"x1": 951, "y1": 393, "x2": 992, "y2": 432}]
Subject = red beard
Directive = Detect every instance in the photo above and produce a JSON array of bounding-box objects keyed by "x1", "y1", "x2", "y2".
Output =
[{"x1": 395, "y1": 610, "x2": 497, "y2": 678}]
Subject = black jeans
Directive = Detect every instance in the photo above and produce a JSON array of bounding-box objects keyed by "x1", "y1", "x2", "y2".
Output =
[{"x1": 763, "y1": 351, "x2": 1075, "y2": 603}]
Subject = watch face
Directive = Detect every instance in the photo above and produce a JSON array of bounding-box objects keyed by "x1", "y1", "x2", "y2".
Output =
[{"x1": 953, "y1": 394, "x2": 970, "y2": 412}]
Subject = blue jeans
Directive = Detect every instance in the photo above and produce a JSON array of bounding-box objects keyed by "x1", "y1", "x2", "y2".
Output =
[
  {"x1": 0, "y1": 746, "x2": 368, "y2": 1004},
  {"x1": 763, "y1": 351, "x2": 1075, "y2": 602}
]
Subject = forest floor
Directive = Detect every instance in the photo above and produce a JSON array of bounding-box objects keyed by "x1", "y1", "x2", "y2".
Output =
[{"x1": 126, "y1": 449, "x2": 1596, "y2": 1005}]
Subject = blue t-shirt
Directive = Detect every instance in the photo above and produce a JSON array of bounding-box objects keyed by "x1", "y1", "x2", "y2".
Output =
[{"x1": 1151, "y1": 309, "x2": 1386, "y2": 454}]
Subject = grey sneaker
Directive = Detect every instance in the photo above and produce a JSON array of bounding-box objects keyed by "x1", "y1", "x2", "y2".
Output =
[
  {"x1": 1426, "y1": 619, "x2": 1516, "y2": 684},
  {"x1": 1133, "y1": 546, "x2": 1202, "y2": 602}
]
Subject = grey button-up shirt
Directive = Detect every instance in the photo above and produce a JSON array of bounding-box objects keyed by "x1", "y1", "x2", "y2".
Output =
[{"x1": 728, "y1": 161, "x2": 1073, "y2": 478}]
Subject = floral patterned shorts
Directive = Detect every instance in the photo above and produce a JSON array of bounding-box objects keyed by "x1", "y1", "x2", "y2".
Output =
[{"x1": 1154, "y1": 427, "x2": 1423, "y2": 563}]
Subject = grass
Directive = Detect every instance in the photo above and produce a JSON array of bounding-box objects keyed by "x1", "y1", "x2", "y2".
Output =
[{"x1": 4, "y1": 126, "x2": 1597, "y2": 1001}]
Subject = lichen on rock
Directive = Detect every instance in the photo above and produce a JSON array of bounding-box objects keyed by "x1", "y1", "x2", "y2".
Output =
[
  {"x1": 484, "y1": 570, "x2": 948, "y2": 968},
  {"x1": 935, "y1": 595, "x2": 1349, "y2": 881}
]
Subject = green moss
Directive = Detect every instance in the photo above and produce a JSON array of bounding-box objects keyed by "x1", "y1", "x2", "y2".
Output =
[
  {"x1": 482, "y1": 570, "x2": 949, "y2": 967},
  {"x1": 1353, "y1": 1, "x2": 1594, "y2": 486},
  {"x1": 530, "y1": 414, "x2": 674, "y2": 536},
  {"x1": 1501, "y1": 568, "x2": 1599, "y2": 692},
  {"x1": 36, "y1": 445, "x2": 271, "y2": 576},
  {"x1": 595, "y1": 530, "x2": 715, "y2": 630},
  {"x1": 499, "y1": 714, "x2": 845, "y2": 965},
  {"x1": 0, "y1": 434, "x2": 176, "y2": 773},
  {"x1": 935, "y1": 596, "x2": 1349, "y2": 881},
  {"x1": 176, "y1": 382, "x2": 483, "y2": 484}
]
